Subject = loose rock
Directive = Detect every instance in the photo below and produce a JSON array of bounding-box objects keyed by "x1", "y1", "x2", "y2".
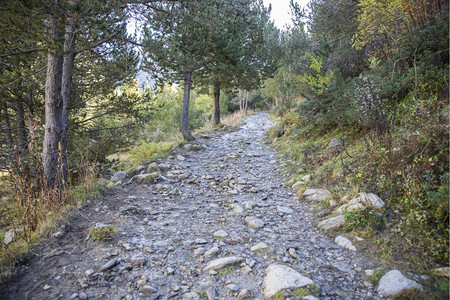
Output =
[
  {"x1": 111, "y1": 171, "x2": 127, "y2": 181},
  {"x1": 377, "y1": 270, "x2": 423, "y2": 297},
  {"x1": 244, "y1": 216, "x2": 264, "y2": 230},
  {"x1": 302, "y1": 189, "x2": 331, "y2": 201},
  {"x1": 317, "y1": 215, "x2": 346, "y2": 231},
  {"x1": 334, "y1": 236, "x2": 356, "y2": 251},
  {"x1": 263, "y1": 263, "x2": 314, "y2": 298},
  {"x1": 203, "y1": 257, "x2": 244, "y2": 272}
]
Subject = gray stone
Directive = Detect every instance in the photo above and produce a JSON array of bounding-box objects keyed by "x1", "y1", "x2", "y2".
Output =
[
  {"x1": 177, "y1": 155, "x2": 186, "y2": 161},
  {"x1": 237, "y1": 289, "x2": 251, "y2": 299},
  {"x1": 302, "y1": 296, "x2": 319, "y2": 300},
  {"x1": 203, "y1": 256, "x2": 244, "y2": 272},
  {"x1": 377, "y1": 270, "x2": 423, "y2": 297},
  {"x1": 182, "y1": 292, "x2": 200, "y2": 299},
  {"x1": 194, "y1": 248, "x2": 206, "y2": 257},
  {"x1": 79, "y1": 292, "x2": 88, "y2": 300},
  {"x1": 292, "y1": 181, "x2": 304, "y2": 189},
  {"x1": 250, "y1": 242, "x2": 268, "y2": 252},
  {"x1": 263, "y1": 263, "x2": 314, "y2": 298},
  {"x1": 206, "y1": 286, "x2": 216, "y2": 300},
  {"x1": 213, "y1": 230, "x2": 228, "y2": 238},
  {"x1": 328, "y1": 138, "x2": 342, "y2": 149},
  {"x1": 100, "y1": 257, "x2": 119, "y2": 272},
  {"x1": 111, "y1": 171, "x2": 127, "y2": 181},
  {"x1": 204, "y1": 245, "x2": 220, "y2": 257},
  {"x1": 334, "y1": 236, "x2": 356, "y2": 251},
  {"x1": 335, "y1": 202, "x2": 365, "y2": 215},
  {"x1": 135, "y1": 165, "x2": 146, "y2": 173},
  {"x1": 349, "y1": 193, "x2": 385, "y2": 209},
  {"x1": 43, "y1": 284, "x2": 51, "y2": 290},
  {"x1": 317, "y1": 215, "x2": 346, "y2": 231},
  {"x1": 277, "y1": 206, "x2": 294, "y2": 214},
  {"x1": 227, "y1": 284, "x2": 240, "y2": 292},
  {"x1": 195, "y1": 238, "x2": 208, "y2": 244},
  {"x1": 245, "y1": 216, "x2": 264, "y2": 230},
  {"x1": 301, "y1": 174, "x2": 311, "y2": 182},
  {"x1": 302, "y1": 189, "x2": 331, "y2": 201},
  {"x1": 3, "y1": 229, "x2": 17, "y2": 245},
  {"x1": 288, "y1": 248, "x2": 297, "y2": 258}
]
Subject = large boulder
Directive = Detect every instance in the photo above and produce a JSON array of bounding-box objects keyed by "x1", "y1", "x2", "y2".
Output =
[
  {"x1": 349, "y1": 193, "x2": 385, "y2": 209},
  {"x1": 377, "y1": 270, "x2": 423, "y2": 297},
  {"x1": 302, "y1": 189, "x2": 331, "y2": 201},
  {"x1": 317, "y1": 215, "x2": 346, "y2": 231},
  {"x1": 263, "y1": 264, "x2": 313, "y2": 298},
  {"x1": 335, "y1": 193, "x2": 385, "y2": 215}
]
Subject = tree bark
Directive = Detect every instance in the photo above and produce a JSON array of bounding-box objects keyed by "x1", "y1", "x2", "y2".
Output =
[
  {"x1": 181, "y1": 71, "x2": 194, "y2": 140},
  {"x1": 212, "y1": 81, "x2": 221, "y2": 125},
  {"x1": 3, "y1": 102, "x2": 14, "y2": 153},
  {"x1": 16, "y1": 98, "x2": 28, "y2": 152},
  {"x1": 61, "y1": 15, "x2": 77, "y2": 184},
  {"x1": 43, "y1": 16, "x2": 65, "y2": 191}
]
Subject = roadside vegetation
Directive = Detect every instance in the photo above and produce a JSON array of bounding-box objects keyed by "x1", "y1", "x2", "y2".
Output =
[{"x1": 263, "y1": 0, "x2": 448, "y2": 291}]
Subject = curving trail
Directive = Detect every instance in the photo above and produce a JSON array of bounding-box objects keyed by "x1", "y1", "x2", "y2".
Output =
[{"x1": 0, "y1": 113, "x2": 379, "y2": 299}]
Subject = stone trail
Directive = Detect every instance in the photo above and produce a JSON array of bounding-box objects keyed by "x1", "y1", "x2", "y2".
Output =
[{"x1": 0, "y1": 113, "x2": 382, "y2": 299}]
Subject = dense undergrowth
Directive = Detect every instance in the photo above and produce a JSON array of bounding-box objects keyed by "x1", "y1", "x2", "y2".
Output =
[
  {"x1": 261, "y1": 0, "x2": 449, "y2": 293},
  {"x1": 269, "y1": 104, "x2": 448, "y2": 271}
]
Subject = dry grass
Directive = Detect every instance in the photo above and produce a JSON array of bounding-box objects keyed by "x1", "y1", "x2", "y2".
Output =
[{"x1": 222, "y1": 110, "x2": 254, "y2": 127}]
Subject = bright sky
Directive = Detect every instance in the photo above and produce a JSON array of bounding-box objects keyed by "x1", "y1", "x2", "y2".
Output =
[{"x1": 263, "y1": 0, "x2": 310, "y2": 29}]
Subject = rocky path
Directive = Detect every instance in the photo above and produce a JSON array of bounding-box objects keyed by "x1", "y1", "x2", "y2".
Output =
[{"x1": 1, "y1": 113, "x2": 381, "y2": 299}]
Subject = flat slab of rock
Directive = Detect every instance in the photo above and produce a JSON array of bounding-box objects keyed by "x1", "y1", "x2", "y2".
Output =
[
  {"x1": 203, "y1": 256, "x2": 244, "y2": 272},
  {"x1": 263, "y1": 263, "x2": 313, "y2": 298},
  {"x1": 317, "y1": 215, "x2": 346, "y2": 231},
  {"x1": 277, "y1": 206, "x2": 294, "y2": 214},
  {"x1": 245, "y1": 216, "x2": 264, "y2": 230},
  {"x1": 377, "y1": 270, "x2": 423, "y2": 297},
  {"x1": 303, "y1": 189, "x2": 331, "y2": 201},
  {"x1": 334, "y1": 236, "x2": 356, "y2": 251}
]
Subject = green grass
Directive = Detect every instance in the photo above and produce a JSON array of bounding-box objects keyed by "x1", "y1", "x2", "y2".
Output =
[
  {"x1": 218, "y1": 265, "x2": 234, "y2": 275},
  {"x1": 88, "y1": 225, "x2": 116, "y2": 241}
]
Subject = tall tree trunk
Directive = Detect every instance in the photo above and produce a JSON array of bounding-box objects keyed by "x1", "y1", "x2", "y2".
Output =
[
  {"x1": 181, "y1": 71, "x2": 194, "y2": 140},
  {"x1": 43, "y1": 17, "x2": 65, "y2": 191},
  {"x1": 16, "y1": 98, "x2": 28, "y2": 152},
  {"x1": 61, "y1": 15, "x2": 76, "y2": 184},
  {"x1": 3, "y1": 102, "x2": 14, "y2": 153},
  {"x1": 212, "y1": 81, "x2": 221, "y2": 125}
]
